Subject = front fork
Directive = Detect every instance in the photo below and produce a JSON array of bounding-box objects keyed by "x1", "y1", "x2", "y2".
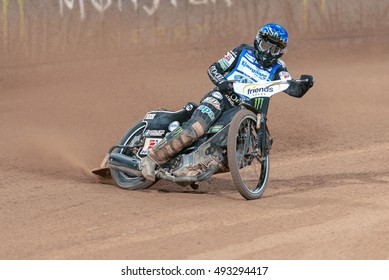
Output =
[{"x1": 255, "y1": 112, "x2": 272, "y2": 159}]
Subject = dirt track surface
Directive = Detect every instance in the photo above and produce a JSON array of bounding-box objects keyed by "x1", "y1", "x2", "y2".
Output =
[{"x1": 1, "y1": 43, "x2": 389, "y2": 260}]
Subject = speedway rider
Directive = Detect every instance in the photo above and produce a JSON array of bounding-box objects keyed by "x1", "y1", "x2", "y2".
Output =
[{"x1": 141, "y1": 23, "x2": 315, "y2": 181}]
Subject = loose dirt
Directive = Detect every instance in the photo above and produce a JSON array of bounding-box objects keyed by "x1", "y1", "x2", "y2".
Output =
[{"x1": 1, "y1": 40, "x2": 388, "y2": 259}]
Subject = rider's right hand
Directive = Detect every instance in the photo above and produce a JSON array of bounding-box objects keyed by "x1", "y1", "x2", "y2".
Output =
[{"x1": 217, "y1": 80, "x2": 234, "y2": 95}]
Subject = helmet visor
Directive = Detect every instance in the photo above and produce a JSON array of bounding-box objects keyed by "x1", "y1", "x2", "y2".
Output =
[{"x1": 257, "y1": 39, "x2": 285, "y2": 56}]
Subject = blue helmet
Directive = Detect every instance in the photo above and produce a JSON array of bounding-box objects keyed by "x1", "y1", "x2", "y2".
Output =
[{"x1": 254, "y1": 23, "x2": 288, "y2": 67}]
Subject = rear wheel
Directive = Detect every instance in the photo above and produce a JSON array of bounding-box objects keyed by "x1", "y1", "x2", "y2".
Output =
[
  {"x1": 227, "y1": 110, "x2": 270, "y2": 200},
  {"x1": 110, "y1": 121, "x2": 156, "y2": 190}
]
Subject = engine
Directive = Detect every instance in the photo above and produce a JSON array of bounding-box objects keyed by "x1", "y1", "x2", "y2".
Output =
[{"x1": 169, "y1": 143, "x2": 225, "y2": 177}]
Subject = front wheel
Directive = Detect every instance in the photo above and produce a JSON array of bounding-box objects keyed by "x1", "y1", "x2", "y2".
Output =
[
  {"x1": 110, "y1": 121, "x2": 156, "y2": 190},
  {"x1": 227, "y1": 109, "x2": 270, "y2": 200}
]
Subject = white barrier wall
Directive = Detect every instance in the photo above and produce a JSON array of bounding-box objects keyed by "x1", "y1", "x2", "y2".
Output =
[{"x1": 1, "y1": 0, "x2": 388, "y2": 66}]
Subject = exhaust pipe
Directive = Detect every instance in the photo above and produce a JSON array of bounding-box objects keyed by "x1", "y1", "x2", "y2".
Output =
[
  {"x1": 108, "y1": 153, "x2": 143, "y2": 177},
  {"x1": 156, "y1": 163, "x2": 220, "y2": 184}
]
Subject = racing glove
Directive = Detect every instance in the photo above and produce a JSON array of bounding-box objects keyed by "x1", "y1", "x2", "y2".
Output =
[
  {"x1": 299, "y1": 74, "x2": 314, "y2": 94},
  {"x1": 217, "y1": 80, "x2": 234, "y2": 95}
]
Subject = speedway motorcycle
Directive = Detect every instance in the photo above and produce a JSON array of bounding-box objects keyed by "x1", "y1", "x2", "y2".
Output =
[{"x1": 92, "y1": 77, "x2": 302, "y2": 200}]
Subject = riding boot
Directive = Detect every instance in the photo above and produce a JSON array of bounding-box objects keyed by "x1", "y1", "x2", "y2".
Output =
[
  {"x1": 140, "y1": 156, "x2": 159, "y2": 182},
  {"x1": 140, "y1": 121, "x2": 206, "y2": 181}
]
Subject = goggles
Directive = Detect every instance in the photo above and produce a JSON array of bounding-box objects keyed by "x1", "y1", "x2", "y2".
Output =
[{"x1": 257, "y1": 39, "x2": 285, "y2": 56}]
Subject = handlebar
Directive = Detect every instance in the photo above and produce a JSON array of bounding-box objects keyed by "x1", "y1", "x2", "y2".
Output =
[
  {"x1": 216, "y1": 79, "x2": 310, "y2": 97},
  {"x1": 229, "y1": 78, "x2": 308, "y2": 84},
  {"x1": 218, "y1": 79, "x2": 307, "y2": 91}
]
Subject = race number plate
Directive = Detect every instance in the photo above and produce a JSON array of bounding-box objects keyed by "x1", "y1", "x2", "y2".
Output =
[{"x1": 140, "y1": 138, "x2": 162, "y2": 155}]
